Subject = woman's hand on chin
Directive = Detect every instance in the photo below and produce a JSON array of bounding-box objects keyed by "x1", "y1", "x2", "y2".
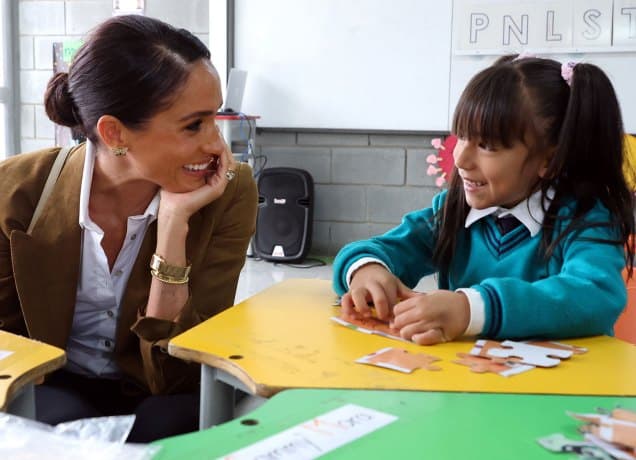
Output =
[{"x1": 159, "y1": 144, "x2": 237, "y2": 222}]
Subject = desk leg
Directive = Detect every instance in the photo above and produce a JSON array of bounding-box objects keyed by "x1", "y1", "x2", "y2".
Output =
[
  {"x1": 200, "y1": 365, "x2": 234, "y2": 430},
  {"x1": 7, "y1": 383, "x2": 36, "y2": 419}
]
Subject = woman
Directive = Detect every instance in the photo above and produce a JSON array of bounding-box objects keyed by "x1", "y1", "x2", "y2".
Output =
[{"x1": 0, "y1": 15, "x2": 257, "y2": 442}]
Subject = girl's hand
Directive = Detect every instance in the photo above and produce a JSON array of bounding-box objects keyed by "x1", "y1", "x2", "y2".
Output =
[
  {"x1": 391, "y1": 290, "x2": 470, "y2": 345},
  {"x1": 341, "y1": 263, "x2": 414, "y2": 320},
  {"x1": 159, "y1": 132, "x2": 237, "y2": 222}
]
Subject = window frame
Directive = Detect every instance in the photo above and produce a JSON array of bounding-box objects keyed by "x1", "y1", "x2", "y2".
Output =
[{"x1": 0, "y1": 0, "x2": 19, "y2": 158}]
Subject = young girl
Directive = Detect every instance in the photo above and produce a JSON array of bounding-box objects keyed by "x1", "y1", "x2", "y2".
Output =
[{"x1": 333, "y1": 55, "x2": 635, "y2": 345}]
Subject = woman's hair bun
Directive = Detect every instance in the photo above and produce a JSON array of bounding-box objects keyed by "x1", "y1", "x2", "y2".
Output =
[{"x1": 44, "y1": 72, "x2": 81, "y2": 127}]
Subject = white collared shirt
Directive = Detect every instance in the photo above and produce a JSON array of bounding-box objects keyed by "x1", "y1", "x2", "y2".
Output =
[
  {"x1": 65, "y1": 142, "x2": 160, "y2": 377},
  {"x1": 464, "y1": 188, "x2": 552, "y2": 237},
  {"x1": 346, "y1": 190, "x2": 552, "y2": 337}
]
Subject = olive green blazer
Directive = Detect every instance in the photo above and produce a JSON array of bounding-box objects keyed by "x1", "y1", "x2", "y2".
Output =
[{"x1": 0, "y1": 144, "x2": 257, "y2": 393}]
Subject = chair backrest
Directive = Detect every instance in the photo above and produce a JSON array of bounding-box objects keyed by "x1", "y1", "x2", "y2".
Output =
[{"x1": 616, "y1": 269, "x2": 636, "y2": 345}]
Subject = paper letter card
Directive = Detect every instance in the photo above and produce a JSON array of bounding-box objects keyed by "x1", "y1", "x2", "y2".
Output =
[{"x1": 219, "y1": 404, "x2": 398, "y2": 460}]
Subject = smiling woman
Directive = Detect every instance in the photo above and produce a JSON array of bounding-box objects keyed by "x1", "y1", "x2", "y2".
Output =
[{"x1": 0, "y1": 15, "x2": 257, "y2": 442}]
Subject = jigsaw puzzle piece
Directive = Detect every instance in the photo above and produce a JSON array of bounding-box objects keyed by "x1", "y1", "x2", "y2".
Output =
[
  {"x1": 454, "y1": 352, "x2": 534, "y2": 377},
  {"x1": 357, "y1": 347, "x2": 441, "y2": 373},
  {"x1": 484, "y1": 340, "x2": 573, "y2": 367}
]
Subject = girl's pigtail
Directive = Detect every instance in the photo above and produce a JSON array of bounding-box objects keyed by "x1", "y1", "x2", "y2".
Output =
[{"x1": 557, "y1": 63, "x2": 634, "y2": 275}]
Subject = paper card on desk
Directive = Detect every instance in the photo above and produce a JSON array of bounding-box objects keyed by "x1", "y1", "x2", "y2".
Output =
[
  {"x1": 525, "y1": 340, "x2": 588, "y2": 355},
  {"x1": 0, "y1": 350, "x2": 13, "y2": 362},
  {"x1": 219, "y1": 404, "x2": 397, "y2": 460},
  {"x1": 537, "y1": 434, "x2": 613, "y2": 458},
  {"x1": 330, "y1": 316, "x2": 408, "y2": 343},
  {"x1": 471, "y1": 340, "x2": 573, "y2": 367},
  {"x1": 454, "y1": 352, "x2": 535, "y2": 377},
  {"x1": 356, "y1": 347, "x2": 441, "y2": 373}
]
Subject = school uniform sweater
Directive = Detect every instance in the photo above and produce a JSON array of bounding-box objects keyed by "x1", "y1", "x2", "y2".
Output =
[{"x1": 333, "y1": 190, "x2": 626, "y2": 339}]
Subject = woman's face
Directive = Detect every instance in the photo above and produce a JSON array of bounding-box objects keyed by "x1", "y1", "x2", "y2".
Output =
[
  {"x1": 124, "y1": 60, "x2": 225, "y2": 193},
  {"x1": 453, "y1": 136, "x2": 549, "y2": 209}
]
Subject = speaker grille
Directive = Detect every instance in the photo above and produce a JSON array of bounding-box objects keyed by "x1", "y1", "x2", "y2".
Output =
[{"x1": 254, "y1": 168, "x2": 313, "y2": 262}]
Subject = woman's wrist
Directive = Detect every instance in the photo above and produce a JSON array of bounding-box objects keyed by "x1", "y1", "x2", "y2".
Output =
[{"x1": 156, "y1": 212, "x2": 189, "y2": 266}]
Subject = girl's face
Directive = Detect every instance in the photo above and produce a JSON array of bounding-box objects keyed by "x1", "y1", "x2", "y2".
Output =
[
  {"x1": 123, "y1": 60, "x2": 225, "y2": 193},
  {"x1": 453, "y1": 137, "x2": 549, "y2": 209}
]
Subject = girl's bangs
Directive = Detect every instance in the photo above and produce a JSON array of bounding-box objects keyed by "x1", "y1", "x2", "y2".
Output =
[{"x1": 452, "y1": 68, "x2": 527, "y2": 148}]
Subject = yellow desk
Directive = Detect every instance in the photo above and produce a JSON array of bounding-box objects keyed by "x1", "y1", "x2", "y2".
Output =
[
  {"x1": 0, "y1": 330, "x2": 66, "y2": 417},
  {"x1": 169, "y1": 279, "x2": 636, "y2": 428}
]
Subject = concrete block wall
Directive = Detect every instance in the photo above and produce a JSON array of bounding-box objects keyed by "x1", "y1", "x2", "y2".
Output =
[
  {"x1": 18, "y1": 0, "x2": 209, "y2": 153},
  {"x1": 16, "y1": 0, "x2": 448, "y2": 257},
  {"x1": 243, "y1": 130, "x2": 448, "y2": 256}
]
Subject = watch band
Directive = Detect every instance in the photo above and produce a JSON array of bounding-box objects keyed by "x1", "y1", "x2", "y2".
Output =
[{"x1": 149, "y1": 253, "x2": 191, "y2": 284}]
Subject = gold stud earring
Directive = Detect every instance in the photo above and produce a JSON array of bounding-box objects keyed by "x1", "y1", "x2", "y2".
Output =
[{"x1": 112, "y1": 146, "x2": 128, "y2": 156}]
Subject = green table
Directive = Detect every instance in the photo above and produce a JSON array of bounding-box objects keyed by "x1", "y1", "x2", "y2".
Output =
[{"x1": 152, "y1": 389, "x2": 636, "y2": 459}]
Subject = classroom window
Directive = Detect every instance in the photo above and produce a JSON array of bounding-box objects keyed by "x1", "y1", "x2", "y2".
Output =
[{"x1": 0, "y1": 0, "x2": 16, "y2": 160}]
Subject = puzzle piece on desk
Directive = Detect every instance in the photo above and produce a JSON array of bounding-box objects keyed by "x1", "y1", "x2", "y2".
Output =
[
  {"x1": 537, "y1": 433, "x2": 616, "y2": 459},
  {"x1": 526, "y1": 340, "x2": 588, "y2": 355},
  {"x1": 356, "y1": 347, "x2": 441, "y2": 373},
  {"x1": 454, "y1": 352, "x2": 534, "y2": 377},
  {"x1": 584, "y1": 434, "x2": 636, "y2": 460},
  {"x1": 473, "y1": 339, "x2": 573, "y2": 367},
  {"x1": 469, "y1": 340, "x2": 522, "y2": 364},
  {"x1": 331, "y1": 315, "x2": 408, "y2": 343},
  {"x1": 570, "y1": 412, "x2": 636, "y2": 449}
]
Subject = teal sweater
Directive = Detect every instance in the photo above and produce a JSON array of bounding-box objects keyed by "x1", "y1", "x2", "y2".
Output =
[{"x1": 333, "y1": 191, "x2": 626, "y2": 339}]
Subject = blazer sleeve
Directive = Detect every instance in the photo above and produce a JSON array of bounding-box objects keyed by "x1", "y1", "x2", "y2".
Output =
[{"x1": 131, "y1": 162, "x2": 258, "y2": 394}]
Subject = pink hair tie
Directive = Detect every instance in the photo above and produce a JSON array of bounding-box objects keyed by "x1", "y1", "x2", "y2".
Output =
[{"x1": 561, "y1": 62, "x2": 576, "y2": 86}]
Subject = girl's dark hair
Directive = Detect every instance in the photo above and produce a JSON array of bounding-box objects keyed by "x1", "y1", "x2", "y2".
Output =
[
  {"x1": 44, "y1": 15, "x2": 211, "y2": 143},
  {"x1": 433, "y1": 55, "x2": 635, "y2": 278}
]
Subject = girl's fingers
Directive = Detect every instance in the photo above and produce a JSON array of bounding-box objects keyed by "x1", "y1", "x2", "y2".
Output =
[
  {"x1": 410, "y1": 327, "x2": 448, "y2": 345},
  {"x1": 350, "y1": 288, "x2": 373, "y2": 317},
  {"x1": 340, "y1": 292, "x2": 355, "y2": 316},
  {"x1": 396, "y1": 281, "x2": 418, "y2": 300},
  {"x1": 367, "y1": 283, "x2": 391, "y2": 320}
]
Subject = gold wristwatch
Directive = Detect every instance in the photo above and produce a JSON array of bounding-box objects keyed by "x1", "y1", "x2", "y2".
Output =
[{"x1": 149, "y1": 253, "x2": 191, "y2": 284}]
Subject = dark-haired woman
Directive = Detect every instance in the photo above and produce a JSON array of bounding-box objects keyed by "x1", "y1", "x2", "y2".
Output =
[{"x1": 0, "y1": 15, "x2": 257, "y2": 442}]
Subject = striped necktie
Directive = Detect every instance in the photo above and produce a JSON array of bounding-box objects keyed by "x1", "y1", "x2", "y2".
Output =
[{"x1": 496, "y1": 215, "x2": 522, "y2": 235}]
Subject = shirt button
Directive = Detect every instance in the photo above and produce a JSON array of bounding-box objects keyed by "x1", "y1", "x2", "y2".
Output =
[
  {"x1": 113, "y1": 270, "x2": 123, "y2": 276},
  {"x1": 131, "y1": 234, "x2": 137, "y2": 240},
  {"x1": 105, "y1": 340, "x2": 112, "y2": 348},
  {"x1": 107, "y1": 310, "x2": 114, "y2": 318}
]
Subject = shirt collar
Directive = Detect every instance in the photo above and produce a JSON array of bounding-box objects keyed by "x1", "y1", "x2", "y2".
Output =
[
  {"x1": 79, "y1": 141, "x2": 160, "y2": 230},
  {"x1": 464, "y1": 188, "x2": 554, "y2": 237}
]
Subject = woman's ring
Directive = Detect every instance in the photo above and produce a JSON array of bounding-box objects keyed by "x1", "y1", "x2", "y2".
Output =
[{"x1": 225, "y1": 170, "x2": 236, "y2": 181}]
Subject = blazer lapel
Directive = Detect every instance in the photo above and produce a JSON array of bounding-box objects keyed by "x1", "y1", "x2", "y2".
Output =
[{"x1": 11, "y1": 147, "x2": 85, "y2": 348}]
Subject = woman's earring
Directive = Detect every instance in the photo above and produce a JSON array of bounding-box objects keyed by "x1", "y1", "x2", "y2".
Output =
[{"x1": 112, "y1": 146, "x2": 128, "y2": 156}]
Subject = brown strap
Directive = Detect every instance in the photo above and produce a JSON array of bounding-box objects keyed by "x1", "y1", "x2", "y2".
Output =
[{"x1": 27, "y1": 146, "x2": 72, "y2": 235}]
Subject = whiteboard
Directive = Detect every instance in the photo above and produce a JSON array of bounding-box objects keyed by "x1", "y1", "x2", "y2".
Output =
[
  {"x1": 231, "y1": 0, "x2": 636, "y2": 132},
  {"x1": 233, "y1": 0, "x2": 453, "y2": 131}
]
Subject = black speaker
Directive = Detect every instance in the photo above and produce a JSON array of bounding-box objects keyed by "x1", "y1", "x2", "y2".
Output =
[{"x1": 254, "y1": 167, "x2": 313, "y2": 262}]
